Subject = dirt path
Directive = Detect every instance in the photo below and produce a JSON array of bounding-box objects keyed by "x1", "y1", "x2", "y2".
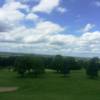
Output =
[{"x1": 0, "y1": 87, "x2": 18, "y2": 93}]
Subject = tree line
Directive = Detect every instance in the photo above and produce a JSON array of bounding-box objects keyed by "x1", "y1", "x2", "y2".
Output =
[{"x1": 0, "y1": 55, "x2": 100, "y2": 79}]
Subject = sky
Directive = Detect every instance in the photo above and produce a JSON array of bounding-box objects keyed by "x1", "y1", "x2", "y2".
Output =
[{"x1": 0, "y1": 0, "x2": 100, "y2": 57}]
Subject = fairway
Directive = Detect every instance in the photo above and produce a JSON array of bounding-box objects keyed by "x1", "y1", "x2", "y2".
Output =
[{"x1": 0, "y1": 70, "x2": 100, "y2": 100}]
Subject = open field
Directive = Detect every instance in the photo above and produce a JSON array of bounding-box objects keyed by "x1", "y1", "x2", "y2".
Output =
[{"x1": 0, "y1": 70, "x2": 100, "y2": 100}]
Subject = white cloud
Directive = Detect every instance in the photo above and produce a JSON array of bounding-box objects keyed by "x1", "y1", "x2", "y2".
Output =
[
  {"x1": 23, "y1": 21, "x2": 64, "y2": 43},
  {"x1": 1, "y1": 0, "x2": 100, "y2": 57},
  {"x1": 34, "y1": 21, "x2": 64, "y2": 34},
  {"x1": 26, "y1": 13, "x2": 39, "y2": 21},
  {"x1": 3, "y1": 1, "x2": 28, "y2": 10},
  {"x1": 57, "y1": 7, "x2": 67, "y2": 13},
  {"x1": 0, "y1": 12, "x2": 100, "y2": 57},
  {"x1": 0, "y1": 1, "x2": 28, "y2": 30},
  {"x1": 93, "y1": 1, "x2": 100, "y2": 7},
  {"x1": 1, "y1": 19, "x2": 100, "y2": 57},
  {"x1": 32, "y1": 0, "x2": 60, "y2": 13},
  {"x1": 0, "y1": 9, "x2": 25, "y2": 23},
  {"x1": 81, "y1": 23, "x2": 95, "y2": 32},
  {"x1": 0, "y1": 20, "x2": 64, "y2": 42}
]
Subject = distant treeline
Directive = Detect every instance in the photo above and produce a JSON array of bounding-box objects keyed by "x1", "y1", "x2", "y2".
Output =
[{"x1": 0, "y1": 55, "x2": 100, "y2": 79}]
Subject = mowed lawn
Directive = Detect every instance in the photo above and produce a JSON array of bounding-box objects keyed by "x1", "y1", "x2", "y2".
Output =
[{"x1": 0, "y1": 69, "x2": 100, "y2": 100}]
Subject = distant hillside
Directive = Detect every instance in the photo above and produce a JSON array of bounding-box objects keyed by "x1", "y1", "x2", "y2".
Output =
[
  {"x1": 0, "y1": 51, "x2": 92, "y2": 60},
  {"x1": 0, "y1": 51, "x2": 53, "y2": 57}
]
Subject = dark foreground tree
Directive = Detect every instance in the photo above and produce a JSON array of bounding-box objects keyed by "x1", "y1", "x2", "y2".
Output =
[
  {"x1": 30, "y1": 57, "x2": 45, "y2": 77},
  {"x1": 60, "y1": 58, "x2": 71, "y2": 77},
  {"x1": 52, "y1": 55, "x2": 64, "y2": 73},
  {"x1": 86, "y1": 57, "x2": 99, "y2": 79},
  {"x1": 43, "y1": 57, "x2": 53, "y2": 70},
  {"x1": 14, "y1": 56, "x2": 28, "y2": 77}
]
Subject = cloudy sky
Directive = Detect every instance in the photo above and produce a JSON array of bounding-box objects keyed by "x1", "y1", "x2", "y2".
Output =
[{"x1": 0, "y1": 0, "x2": 100, "y2": 57}]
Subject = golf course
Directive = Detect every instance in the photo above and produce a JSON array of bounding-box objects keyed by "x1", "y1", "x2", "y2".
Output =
[{"x1": 0, "y1": 69, "x2": 100, "y2": 100}]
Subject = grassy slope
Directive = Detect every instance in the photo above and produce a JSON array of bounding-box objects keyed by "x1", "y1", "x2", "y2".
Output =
[{"x1": 0, "y1": 70, "x2": 100, "y2": 100}]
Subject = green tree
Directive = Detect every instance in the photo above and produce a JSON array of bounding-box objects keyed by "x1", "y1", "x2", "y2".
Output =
[
  {"x1": 14, "y1": 56, "x2": 45, "y2": 78},
  {"x1": 66, "y1": 57, "x2": 81, "y2": 70},
  {"x1": 44, "y1": 57, "x2": 53, "y2": 70},
  {"x1": 52, "y1": 55, "x2": 64, "y2": 73},
  {"x1": 31, "y1": 57, "x2": 45, "y2": 77},
  {"x1": 14, "y1": 56, "x2": 28, "y2": 77},
  {"x1": 60, "y1": 58, "x2": 71, "y2": 77},
  {"x1": 86, "y1": 57, "x2": 99, "y2": 79}
]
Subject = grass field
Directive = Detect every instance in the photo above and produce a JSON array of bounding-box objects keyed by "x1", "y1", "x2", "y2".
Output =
[{"x1": 0, "y1": 69, "x2": 100, "y2": 100}]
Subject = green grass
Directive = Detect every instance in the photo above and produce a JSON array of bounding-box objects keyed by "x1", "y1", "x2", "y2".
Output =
[{"x1": 0, "y1": 69, "x2": 100, "y2": 100}]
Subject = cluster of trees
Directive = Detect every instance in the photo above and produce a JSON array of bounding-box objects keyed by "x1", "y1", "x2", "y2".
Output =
[
  {"x1": 0, "y1": 55, "x2": 100, "y2": 79},
  {"x1": 0, "y1": 56, "x2": 16, "y2": 69},
  {"x1": 44, "y1": 55, "x2": 82, "y2": 77},
  {"x1": 14, "y1": 56, "x2": 44, "y2": 77}
]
